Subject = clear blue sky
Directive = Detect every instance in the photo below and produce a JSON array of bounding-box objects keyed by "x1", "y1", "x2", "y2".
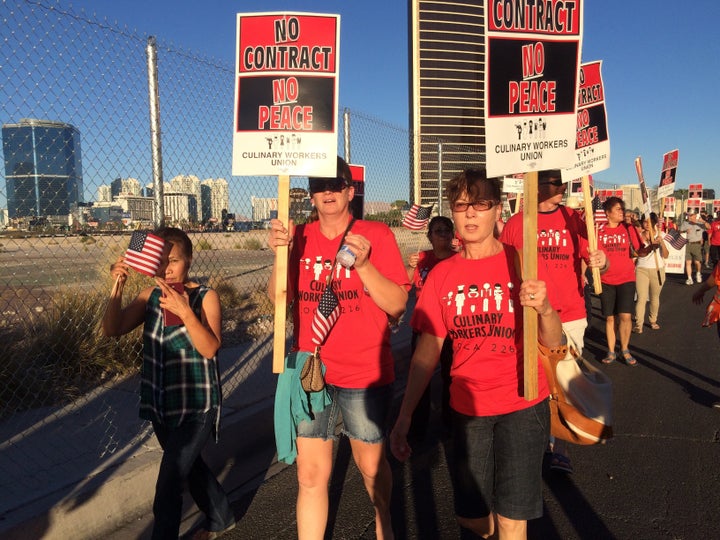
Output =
[{"x1": 69, "y1": 0, "x2": 720, "y2": 193}]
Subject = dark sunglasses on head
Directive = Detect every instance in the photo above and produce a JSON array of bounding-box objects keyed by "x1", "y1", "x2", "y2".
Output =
[
  {"x1": 539, "y1": 179, "x2": 565, "y2": 187},
  {"x1": 308, "y1": 177, "x2": 349, "y2": 194}
]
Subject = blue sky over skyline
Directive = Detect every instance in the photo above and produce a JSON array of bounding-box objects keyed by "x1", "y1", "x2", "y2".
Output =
[{"x1": 68, "y1": 0, "x2": 720, "y2": 193}]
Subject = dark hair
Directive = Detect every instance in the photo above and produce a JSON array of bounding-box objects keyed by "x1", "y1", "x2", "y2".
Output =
[
  {"x1": 641, "y1": 212, "x2": 659, "y2": 226},
  {"x1": 538, "y1": 169, "x2": 562, "y2": 183},
  {"x1": 427, "y1": 216, "x2": 454, "y2": 239},
  {"x1": 602, "y1": 196, "x2": 625, "y2": 213},
  {"x1": 156, "y1": 227, "x2": 192, "y2": 260},
  {"x1": 308, "y1": 155, "x2": 352, "y2": 185},
  {"x1": 445, "y1": 168, "x2": 502, "y2": 206}
]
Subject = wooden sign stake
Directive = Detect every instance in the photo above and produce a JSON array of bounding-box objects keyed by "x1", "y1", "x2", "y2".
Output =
[
  {"x1": 523, "y1": 170, "x2": 539, "y2": 401},
  {"x1": 581, "y1": 175, "x2": 602, "y2": 294},
  {"x1": 272, "y1": 175, "x2": 290, "y2": 373}
]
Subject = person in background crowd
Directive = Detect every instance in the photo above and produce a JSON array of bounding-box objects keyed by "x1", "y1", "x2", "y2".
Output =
[
  {"x1": 102, "y1": 227, "x2": 235, "y2": 540},
  {"x1": 267, "y1": 156, "x2": 408, "y2": 540},
  {"x1": 633, "y1": 213, "x2": 670, "y2": 333},
  {"x1": 708, "y1": 213, "x2": 720, "y2": 270},
  {"x1": 680, "y1": 212, "x2": 710, "y2": 285},
  {"x1": 391, "y1": 168, "x2": 563, "y2": 539},
  {"x1": 405, "y1": 215, "x2": 457, "y2": 439},
  {"x1": 500, "y1": 169, "x2": 608, "y2": 475},
  {"x1": 692, "y1": 263, "x2": 720, "y2": 408},
  {"x1": 596, "y1": 197, "x2": 643, "y2": 367}
]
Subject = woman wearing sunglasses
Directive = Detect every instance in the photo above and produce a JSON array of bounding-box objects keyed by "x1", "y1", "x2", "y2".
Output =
[
  {"x1": 391, "y1": 168, "x2": 562, "y2": 539},
  {"x1": 406, "y1": 215, "x2": 457, "y2": 439},
  {"x1": 267, "y1": 156, "x2": 409, "y2": 539}
]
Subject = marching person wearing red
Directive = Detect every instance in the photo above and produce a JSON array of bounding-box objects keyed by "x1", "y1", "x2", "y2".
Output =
[
  {"x1": 596, "y1": 197, "x2": 643, "y2": 366},
  {"x1": 391, "y1": 169, "x2": 563, "y2": 539},
  {"x1": 268, "y1": 156, "x2": 408, "y2": 540}
]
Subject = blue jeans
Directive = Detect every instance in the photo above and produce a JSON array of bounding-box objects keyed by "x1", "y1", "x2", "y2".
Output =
[
  {"x1": 151, "y1": 410, "x2": 234, "y2": 539},
  {"x1": 297, "y1": 383, "x2": 393, "y2": 443},
  {"x1": 451, "y1": 399, "x2": 550, "y2": 521}
]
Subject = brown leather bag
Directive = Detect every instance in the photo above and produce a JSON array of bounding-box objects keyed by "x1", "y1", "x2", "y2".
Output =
[
  {"x1": 539, "y1": 343, "x2": 614, "y2": 445},
  {"x1": 299, "y1": 349, "x2": 325, "y2": 393}
]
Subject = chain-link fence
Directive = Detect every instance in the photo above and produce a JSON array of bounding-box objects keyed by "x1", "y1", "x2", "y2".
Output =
[
  {"x1": 0, "y1": 1, "x2": 629, "y2": 531},
  {"x1": 0, "y1": 0, "x2": 427, "y2": 526}
]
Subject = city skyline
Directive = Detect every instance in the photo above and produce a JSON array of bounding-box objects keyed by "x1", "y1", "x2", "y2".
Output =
[{"x1": 58, "y1": 0, "x2": 720, "y2": 193}]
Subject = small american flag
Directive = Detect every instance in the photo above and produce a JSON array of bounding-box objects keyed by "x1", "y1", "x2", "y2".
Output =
[
  {"x1": 591, "y1": 196, "x2": 608, "y2": 226},
  {"x1": 311, "y1": 283, "x2": 341, "y2": 346},
  {"x1": 664, "y1": 229, "x2": 688, "y2": 250},
  {"x1": 125, "y1": 231, "x2": 165, "y2": 277},
  {"x1": 402, "y1": 203, "x2": 434, "y2": 231}
]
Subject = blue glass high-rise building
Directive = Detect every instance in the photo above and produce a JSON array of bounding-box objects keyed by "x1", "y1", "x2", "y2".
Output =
[{"x1": 2, "y1": 118, "x2": 83, "y2": 218}]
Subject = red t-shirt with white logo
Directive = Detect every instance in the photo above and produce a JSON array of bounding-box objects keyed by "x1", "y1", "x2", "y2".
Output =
[
  {"x1": 413, "y1": 245, "x2": 549, "y2": 416},
  {"x1": 288, "y1": 219, "x2": 409, "y2": 388},
  {"x1": 501, "y1": 205, "x2": 591, "y2": 324},
  {"x1": 597, "y1": 223, "x2": 641, "y2": 285}
]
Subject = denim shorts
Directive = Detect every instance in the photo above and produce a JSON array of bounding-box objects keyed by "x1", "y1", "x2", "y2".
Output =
[
  {"x1": 296, "y1": 383, "x2": 393, "y2": 444},
  {"x1": 451, "y1": 399, "x2": 550, "y2": 521}
]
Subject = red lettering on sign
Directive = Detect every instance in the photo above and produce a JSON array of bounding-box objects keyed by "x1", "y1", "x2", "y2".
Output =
[
  {"x1": 508, "y1": 80, "x2": 557, "y2": 114},
  {"x1": 576, "y1": 126, "x2": 598, "y2": 147},
  {"x1": 257, "y1": 105, "x2": 314, "y2": 130}
]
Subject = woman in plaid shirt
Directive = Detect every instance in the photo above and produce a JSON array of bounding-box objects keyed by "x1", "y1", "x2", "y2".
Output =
[{"x1": 102, "y1": 227, "x2": 235, "y2": 540}]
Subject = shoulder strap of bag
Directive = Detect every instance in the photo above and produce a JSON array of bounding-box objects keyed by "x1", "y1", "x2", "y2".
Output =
[{"x1": 315, "y1": 218, "x2": 357, "y2": 355}]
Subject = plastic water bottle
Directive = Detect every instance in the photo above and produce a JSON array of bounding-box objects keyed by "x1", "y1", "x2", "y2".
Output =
[{"x1": 336, "y1": 244, "x2": 356, "y2": 268}]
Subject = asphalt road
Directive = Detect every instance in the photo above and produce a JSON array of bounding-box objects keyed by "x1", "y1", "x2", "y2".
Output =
[{"x1": 115, "y1": 271, "x2": 720, "y2": 539}]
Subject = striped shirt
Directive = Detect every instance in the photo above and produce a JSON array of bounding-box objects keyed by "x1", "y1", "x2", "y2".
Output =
[{"x1": 140, "y1": 285, "x2": 221, "y2": 438}]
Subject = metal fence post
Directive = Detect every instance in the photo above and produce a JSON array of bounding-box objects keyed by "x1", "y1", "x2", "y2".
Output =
[
  {"x1": 146, "y1": 36, "x2": 165, "y2": 228},
  {"x1": 343, "y1": 108, "x2": 351, "y2": 164}
]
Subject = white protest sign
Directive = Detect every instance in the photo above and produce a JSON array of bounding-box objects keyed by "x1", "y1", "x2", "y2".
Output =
[
  {"x1": 484, "y1": 0, "x2": 583, "y2": 177},
  {"x1": 233, "y1": 12, "x2": 340, "y2": 177}
]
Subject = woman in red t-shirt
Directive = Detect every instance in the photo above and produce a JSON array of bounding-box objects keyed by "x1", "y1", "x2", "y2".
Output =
[
  {"x1": 596, "y1": 197, "x2": 643, "y2": 366},
  {"x1": 406, "y1": 216, "x2": 457, "y2": 438},
  {"x1": 267, "y1": 157, "x2": 409, "y2": 539},
  {"x1": 390, "y1": 169, "x2": 563, "y2": 539}
]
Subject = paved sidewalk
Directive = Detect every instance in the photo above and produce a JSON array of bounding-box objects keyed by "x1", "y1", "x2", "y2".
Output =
[{"x1": 112, "y1": 276, "x2": 720, "y2": 539}]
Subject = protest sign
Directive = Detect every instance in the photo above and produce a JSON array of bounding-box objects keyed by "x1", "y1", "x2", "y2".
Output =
[
  {"x1": 657, "y1": 149, "x2": 679, "y2": 199},
  {"x1": 563, "y1": 61, "x2": 610, "y2": 180},
  {"x1": 484, "y1": 0, "x2": 583, "y2": 178},
  {"x1": 688, "y1": 183, "x2": 703, "y2": 200},
  {"x1": 233, "y1": 12, "x2": 340, "y2": 372},
  {"x1": 663, "y1": 196, "x2": 676, "y2": 218},
  {"x1": 233, "y1": 12, "x2": 339, "y2": 177}
]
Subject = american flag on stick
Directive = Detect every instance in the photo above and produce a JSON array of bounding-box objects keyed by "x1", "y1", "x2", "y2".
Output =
[
  {"x1": 311, "y1": 282, "x2": 341, "y2": 346},
  {"x1": 664, "y1": 229, "x2": 688, "y2": 251},
  {"x1": 402, "y1": 203, "x2": 434, "y2": 231},
  {"x1": 124, "y1": 231, "x2": 165, "y2": 277},
  {"x1": 591, "y1": 196, "x2": 608, "y2": 226}
]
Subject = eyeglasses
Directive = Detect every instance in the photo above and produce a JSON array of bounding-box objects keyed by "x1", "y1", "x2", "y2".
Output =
[
  {"x1": 539, "y1": 179, "x2": 565, "y2": 187},
  {"x1": 451, "y1": 200, "x2": 498, "y2": 212},
  {"x1": 308, "y1": 177, "x2": 349, "y2": 194}
]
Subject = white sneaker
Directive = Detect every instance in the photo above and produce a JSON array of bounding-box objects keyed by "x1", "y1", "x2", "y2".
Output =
[
  {"x1": 697, "y1": 272, "x2": 703, "y2": 283},
  {"x1": 686, "y1": 278, "x2": 694, "y2": 285}
]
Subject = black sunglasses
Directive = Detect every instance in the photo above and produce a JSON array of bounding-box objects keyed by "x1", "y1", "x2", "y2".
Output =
[
  {"x1": 308, "y1": 177, "x2": 349, "y2": 194},
  {"x1": 539, "y1": 179, "x2": 565, "y2": 187}
]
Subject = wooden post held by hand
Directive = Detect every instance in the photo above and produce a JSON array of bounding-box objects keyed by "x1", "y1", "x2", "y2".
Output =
[
  {"x1": 582, "y1": 175, "x2": 602, "y2": 294},
  {"x1": 523, "y1": 171, "x2": 538, "y2": 401},
  {"x1": 272, "y1": 175, "x2": 290, "y2": 373}
]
